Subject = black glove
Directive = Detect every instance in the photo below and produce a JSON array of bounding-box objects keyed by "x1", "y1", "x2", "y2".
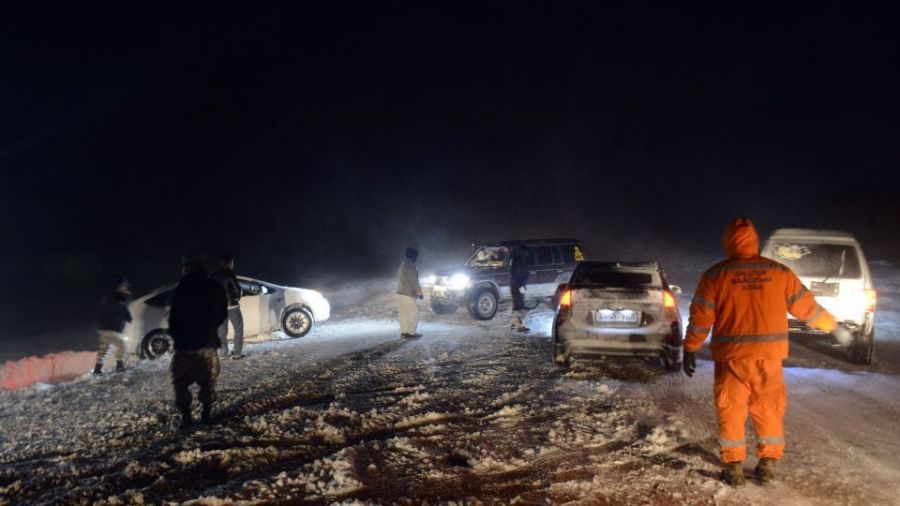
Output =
[{"x1": 683, "y1": 351, "x2": 696, "y2": 377}]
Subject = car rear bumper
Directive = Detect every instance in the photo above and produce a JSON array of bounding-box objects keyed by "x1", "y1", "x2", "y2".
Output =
[
  {"x1": 788, "y1": 312, "x2": 873, "y2": 337},
  {"x1": 556, "y1": 322, "x2": 681, "y2": 357}
]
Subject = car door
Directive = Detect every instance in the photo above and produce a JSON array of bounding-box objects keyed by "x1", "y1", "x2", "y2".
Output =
[
  {"x1": 238, "y1": 280, "x2": 269, "y2": 337},
  {"x1": 532, "y1": 245, "x2": 561, "y2": 296}
]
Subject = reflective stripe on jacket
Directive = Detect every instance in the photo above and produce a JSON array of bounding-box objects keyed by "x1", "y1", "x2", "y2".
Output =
[{"x1": 684, "y1": 218, "x2": 837, "y2": 361}]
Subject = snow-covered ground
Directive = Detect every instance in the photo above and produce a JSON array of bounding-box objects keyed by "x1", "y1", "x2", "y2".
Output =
[{"x1": 2, "y1": 266, "x2": 900, "y2": 504}]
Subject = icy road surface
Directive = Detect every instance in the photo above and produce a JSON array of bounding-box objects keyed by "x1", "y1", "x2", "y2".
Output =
[{"x1": 3, "y1": 276, "x2": 900, "y2": 505}]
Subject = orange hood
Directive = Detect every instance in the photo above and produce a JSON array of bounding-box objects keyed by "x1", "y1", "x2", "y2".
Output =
[{"x1": 722, "y1": 218, "x2": 759, "y2": 259}]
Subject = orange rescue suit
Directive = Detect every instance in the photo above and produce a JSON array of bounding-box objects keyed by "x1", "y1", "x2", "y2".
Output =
[{"x1": 685, "y1": 218, "x2": 837, "y2": 462}]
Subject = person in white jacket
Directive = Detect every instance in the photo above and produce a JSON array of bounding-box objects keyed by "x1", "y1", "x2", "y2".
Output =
[{"x1": 396, "y1": 247, "x2": 423, "y2": 338}]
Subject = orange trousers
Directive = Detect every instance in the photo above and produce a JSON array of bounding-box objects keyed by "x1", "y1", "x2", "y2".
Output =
[{"x1": 714, "y1": 358, "x2": 786, "y2": 463}]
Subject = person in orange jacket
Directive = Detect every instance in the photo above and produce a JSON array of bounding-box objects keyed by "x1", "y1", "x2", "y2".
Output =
[{"x1": 683, "y1": 218, "x2": 852, "y2": 486}]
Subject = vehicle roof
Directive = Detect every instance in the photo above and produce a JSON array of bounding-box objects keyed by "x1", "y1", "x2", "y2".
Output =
[
  {"x1": 478, "y1": 238, "x2": 580, "y2": 247},
  {"x1": 575, "y1": 261, "x2": 661, "y2": 270},
  {"x1": 767, "y1": 228, "x2": 859, "y2": 243}
]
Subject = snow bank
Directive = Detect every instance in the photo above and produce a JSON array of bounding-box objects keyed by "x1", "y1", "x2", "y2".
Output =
[{"x1": 0, "y1": 351, "x2": 96, "y2": 390}]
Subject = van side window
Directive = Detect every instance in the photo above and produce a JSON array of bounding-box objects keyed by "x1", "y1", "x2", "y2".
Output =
[
  {"x1": 552, "y1": 246, "x2": 563, "y2": 264},
  {"x1": 560, "y1": 244, "x2": 577, "y2": 264},
  {"x1": 536, "y1": 246, "x2": 554, "y2": 265}
]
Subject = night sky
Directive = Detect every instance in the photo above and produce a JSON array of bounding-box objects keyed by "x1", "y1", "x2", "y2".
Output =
[{"x1": 2, "y1": 3, "x2": 898, "y2": 334}]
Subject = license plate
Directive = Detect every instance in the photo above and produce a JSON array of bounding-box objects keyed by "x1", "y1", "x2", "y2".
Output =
[
  {"x1": 810, "y1": 281, "x2": 839, "y2": 297},
  {"x1": 433, "y1": 286, "x2": 448, "y2": 298},
  {"x1": 595, "y1": 309, "x2": 640, "y2": 323}
]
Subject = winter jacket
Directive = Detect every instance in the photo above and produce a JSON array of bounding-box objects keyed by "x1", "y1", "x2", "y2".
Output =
[
  {"x1": 98, "y1": 293, "x2": 132, "y2": 332},
  {"x1": 168, "y1": 271, "x2": 228, "y2": 351},
  {"x1": 210, "y1": 268, "x2": 242, "y2": 307},
  {"x1": 509, "y1": 247, "x2": 530, "y2": 288},
  {"x1": 684, "y1": 218, "x2": 837, "y2": 361},
  {"x1": 396, "y1": 258, "x2": 421, "y2": 298}
]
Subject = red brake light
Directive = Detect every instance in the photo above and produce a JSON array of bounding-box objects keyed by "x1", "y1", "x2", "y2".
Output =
[
  {"x1": 560, "y1": 290, "x2": 572, "y2": 308},
  {"x1": 663, "y1": 290, "x2": 676, "y2": 309},
  {"x1": 865, "y1": 289, "x2": 877, "y2": 312}
]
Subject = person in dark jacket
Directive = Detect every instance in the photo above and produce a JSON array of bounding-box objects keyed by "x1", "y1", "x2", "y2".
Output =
[
  {"x1": 210, "y1": 254, "x2": 244, "y2": 359},
  {"x1": 93, "y1": 278, "x2": 133, "y2": 374},
  {"x1": 168, "y1": 255, "x2": 227, "y2": 429},
  {"x1": 509, "y1": 245, "x2": 531, "y2": 332}
]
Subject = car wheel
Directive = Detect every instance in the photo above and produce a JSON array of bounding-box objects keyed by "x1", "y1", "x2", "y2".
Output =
[
  {"x1": 431, "y1": 302, "x2": 458, "y2": 315},
  {"x1": 282, "y1": 306, "x2": 314, "y2": 338},
  {"x1": 523, "y1": 297, "x2": 540, "y2": 310},
  {"x1": 141, "y1": 329, "x2": 173, "y2": 360},
  {"x1": 848, "y1": 326, "x2": 874, "y2": 365},
  {"x1": 553, "y1": 334, "x2": 570, "y2": 369},
  {"x1": 467, "y1": 288, "x2": 498, "y2": 320}
]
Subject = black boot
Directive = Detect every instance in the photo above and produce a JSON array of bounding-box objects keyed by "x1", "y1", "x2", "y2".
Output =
[
  {"x1": 115, "y1": 360, "x2": 125, "y2": 372},
  {"x1": 201, "y1": 405, "x2": 212, "y2": 424},
  {"x1": 755, "y1": 457, "x2": 777, "y2": 485},
  {"x1": 93, "y1": 363, "x2": 103, "y2": 375},
  {"x1": 722, "y1": 461, "x2": 746, "y2": 487},
  {"x1": 179, "y1": 412, "x2": 193, "y2": 431}
]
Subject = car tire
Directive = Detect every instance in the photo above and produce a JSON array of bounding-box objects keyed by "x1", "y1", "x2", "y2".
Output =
[
  {"x1": 282, "y1": 306, "x2": 314, "y2": 338},
  {"x1": 141, "y1": 329, "x2": 174, "y2": 360},
  {"x1": 431, "y1": 302, "x2": 458, "y2": 315},
  {"x1": 467, "y1": 288, "x2": 498, "y2": 320},
  {"x1": 523, "y1": 297, "x2": 540, "y2": 310},
  {"x1": 848, "y1": 326, "x2": 874, "y2": 365},
  {"x1": 553, "y1": 334, "x2": 570, "y2": 369}
]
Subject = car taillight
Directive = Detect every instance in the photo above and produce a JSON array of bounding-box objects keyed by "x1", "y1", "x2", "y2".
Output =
[
  {"x1": 560, "y1": 290, "x2": 572, "y2": 308},
  {"x1": 865, "y1": 289, "x2": 877, "y2": 312},
  {"x1": 663, "y1": 290, "x2": 678, "y2": 320},
  {"x1": 557, "y1": 289, "x2": 572, "y2": 324},
  {"x1": 663, "y1": 291, "x2": 676, "y2": 309}
]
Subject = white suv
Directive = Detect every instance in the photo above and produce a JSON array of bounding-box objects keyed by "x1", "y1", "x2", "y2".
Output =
[{"x1": 762, "y1": 229, "x2": 876, "y2": 364}]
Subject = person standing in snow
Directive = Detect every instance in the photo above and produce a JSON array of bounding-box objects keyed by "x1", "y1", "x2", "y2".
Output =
[
  {"x1": 683, "y1": 218, "x2": 852, "y2": 486},
  {"x1": 93, "y1": 278, "x2": 133, "y2": 375},
  {"x1": 396, "y1": 247, "x2": 423, "y2": 339},
  {"x1": 210, "y1": 253, "x2": 244, "y2": 359},
  {"x1": 508, "y1": 245, "x2": 531, "y2": 332},
  {"x1": 168, "y1": 255, "x2": 227, "y2": 429}
]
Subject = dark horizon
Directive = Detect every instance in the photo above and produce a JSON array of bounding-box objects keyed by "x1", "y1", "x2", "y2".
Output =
[{"x1": 2, "y1": 3, "x2": 899, "y2": 336}]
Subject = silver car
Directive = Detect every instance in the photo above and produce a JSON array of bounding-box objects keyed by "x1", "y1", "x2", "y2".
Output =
[
  {"x1": 127, "y1": 276, "x2": 330, "y2": 360},
  {"x1": 552, "y1": 261, "x2": 683, "y2": 370},
  {"x1": 762, "y1": 228, "x2": 876, "y2": 364}
]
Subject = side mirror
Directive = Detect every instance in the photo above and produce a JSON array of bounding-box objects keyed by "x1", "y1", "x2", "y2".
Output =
[{"x1": 669, "y1": 285, "x2": 683, "y2": 295}]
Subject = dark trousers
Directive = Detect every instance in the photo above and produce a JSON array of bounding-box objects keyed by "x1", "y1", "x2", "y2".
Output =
[
  {"x1": 511, "y1": 282, "x2": 526, "y2": 310},
  {"x1": 170, "y1": 348, "x2": 220, "y2": 419}
]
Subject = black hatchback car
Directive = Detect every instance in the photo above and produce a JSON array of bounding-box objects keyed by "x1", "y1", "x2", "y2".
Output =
[{"x1": 422, "y1": 238, "x2": 586, "y2": 320}]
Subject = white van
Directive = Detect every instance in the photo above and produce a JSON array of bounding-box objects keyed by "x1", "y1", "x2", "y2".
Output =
[{"x1": 762, "y1": 229, "x2": 876, "y2": 364}]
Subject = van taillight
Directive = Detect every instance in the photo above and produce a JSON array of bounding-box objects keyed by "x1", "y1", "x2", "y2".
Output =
[{"x1": 865, "y1": 289, "x2": 877, "y2": 312}]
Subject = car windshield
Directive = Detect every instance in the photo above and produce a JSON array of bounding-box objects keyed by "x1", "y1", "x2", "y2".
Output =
[
  {"x1": 572, "y1": 268, "x2": 658, "y2": 288},
  {"x1": 466, "y1": 246, "x2": 508, "y2": 268},
  {"x1": 766, "y1": 242, "x2": 862, "y2": 278}
]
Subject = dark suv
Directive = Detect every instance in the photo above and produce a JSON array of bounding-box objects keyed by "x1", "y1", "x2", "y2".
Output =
[{"x1": 422, "y1": 239, "x2": 586, "y2": 320}]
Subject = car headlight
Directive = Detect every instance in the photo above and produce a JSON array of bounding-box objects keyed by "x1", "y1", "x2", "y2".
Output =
[
  {"x1": 422, "y1": 275, "x2": 437, "y2": 286},
  {"x1": 448, "y1": 273, "x2": 471, "y2": 290}
]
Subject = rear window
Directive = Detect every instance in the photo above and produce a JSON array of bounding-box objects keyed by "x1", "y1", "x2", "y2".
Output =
[
  {"x1": 572, "y1": 268, "x2": 658, "y2": 288},
  {"x1": 765, "y1": 243, "x2": 862, "y2": 278}
]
